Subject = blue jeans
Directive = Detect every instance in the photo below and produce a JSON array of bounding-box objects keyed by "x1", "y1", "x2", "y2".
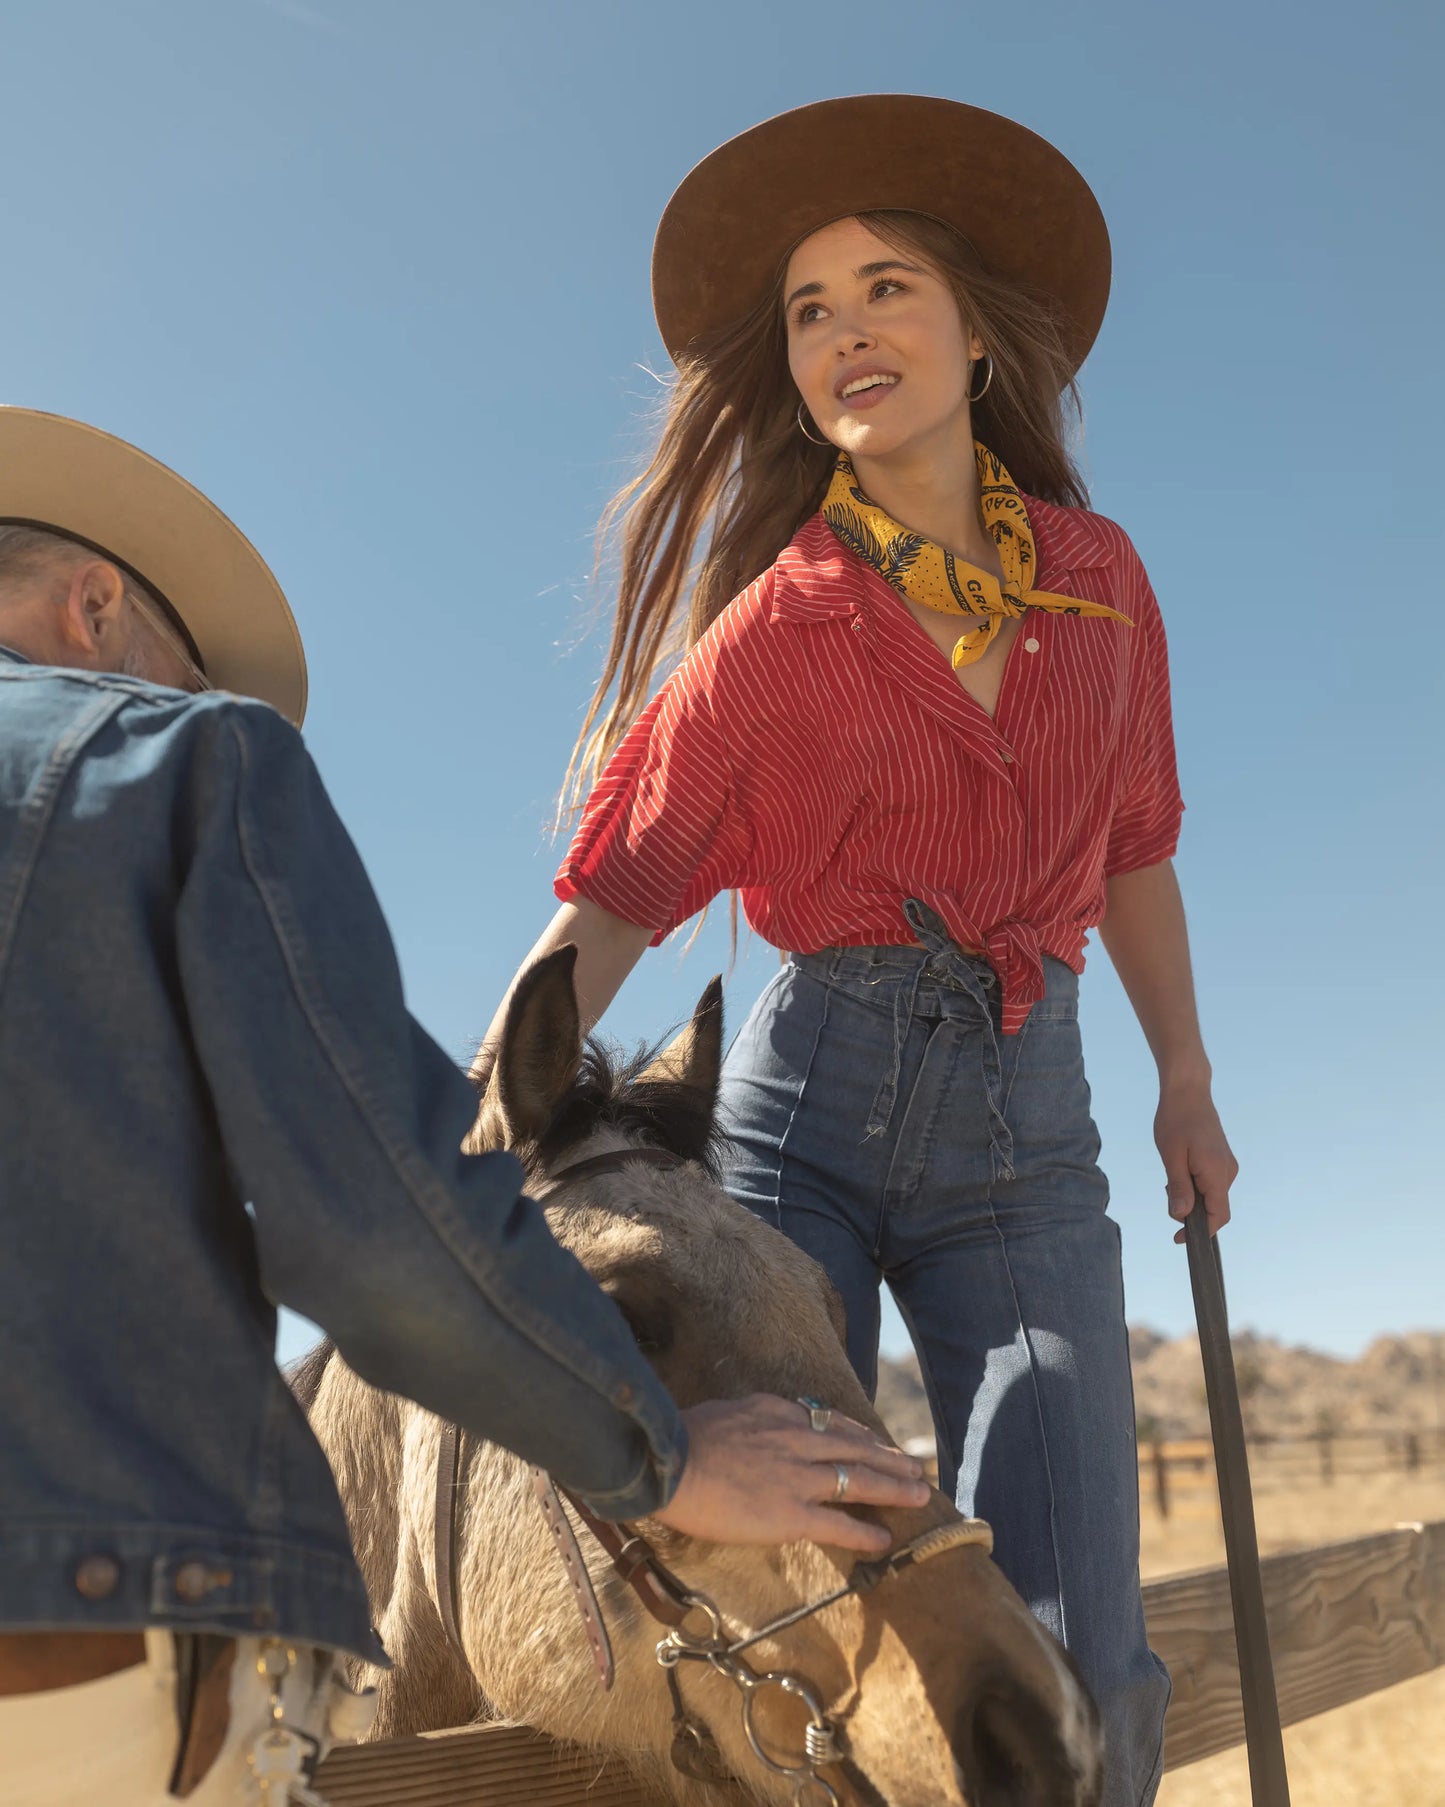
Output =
[{"x1": 718, "y1": 901, "x2": 1170, "y2": 1807}]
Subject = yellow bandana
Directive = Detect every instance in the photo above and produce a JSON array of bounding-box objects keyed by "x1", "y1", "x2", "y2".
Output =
[{"x1": 822, "y1": 443, "x2": 1131, "y2": 667}]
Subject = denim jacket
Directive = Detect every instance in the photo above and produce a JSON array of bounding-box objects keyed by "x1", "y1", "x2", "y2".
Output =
[{"x1": 0, "y1": 648, "x2": 686, "y2": 1661}]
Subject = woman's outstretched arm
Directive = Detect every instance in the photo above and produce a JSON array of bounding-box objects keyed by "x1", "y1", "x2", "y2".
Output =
[
  {"x1": 473, "y1": 897, "x2": 653, "y2": 1084},
  {"x1": 1097, "y1": 858, "x2": 1238, "y2": 1240}
]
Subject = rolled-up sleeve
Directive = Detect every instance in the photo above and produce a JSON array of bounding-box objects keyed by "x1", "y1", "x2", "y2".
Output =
[
  {"x1": 175, "y1": 701, "x2": 685, "y2": 1518},
  {"x1": 1104, "y1": 554, "x2": 1185, "y2": 878},
  {"x1": 556, "y1": 639, "x2": 752, "y2": 940}
]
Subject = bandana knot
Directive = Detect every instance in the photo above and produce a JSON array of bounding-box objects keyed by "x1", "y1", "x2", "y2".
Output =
[{"x1": 822, "y1": 443, "x2": 1131, "y2": 666}]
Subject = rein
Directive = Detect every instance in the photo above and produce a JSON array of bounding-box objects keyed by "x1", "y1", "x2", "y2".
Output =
[
  {"x1": 430, "y1": 1142, "x2": 994, "y2": 1807},
  {"x1": 431, "y1": 1145, "x2": 689, "y2": 1663}
]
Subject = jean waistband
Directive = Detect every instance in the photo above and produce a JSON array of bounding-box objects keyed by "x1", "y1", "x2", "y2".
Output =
[
  {"x1": 793, "y1": 907, "x2": 1078, "y2": 1019},
  {"x1": 794, "y1": 901, "x2": 1015, "y2": 1169},
  {"x1": 794, "y1": 900, "x2": 999, "y2": 1008}
]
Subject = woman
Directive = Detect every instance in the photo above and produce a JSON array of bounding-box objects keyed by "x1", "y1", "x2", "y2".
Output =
[{"x1": 487, "y1": 96, "x2": 1237, "y2": 1807}]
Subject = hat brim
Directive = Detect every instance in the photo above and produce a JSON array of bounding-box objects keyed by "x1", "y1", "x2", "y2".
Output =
[
  {"x1": 652, "y1": 94, "x2": 1110, "y2": 377},
  {"x1": 0, "y1": 408, "x2": 307, "y2": 725}
]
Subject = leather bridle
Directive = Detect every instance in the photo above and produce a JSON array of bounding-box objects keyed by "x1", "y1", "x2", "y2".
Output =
[
  {"x1": 431, "y1": 1143, "x2": 994, "y2": 1806},
  {"x1": 432, "y1": 1145, "x2": 688, "y2": 1676}
]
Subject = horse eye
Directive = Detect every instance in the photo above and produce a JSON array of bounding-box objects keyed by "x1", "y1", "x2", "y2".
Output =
[{"x1": 606, "y1": 1285, "x2": 675, "y2": 1358}]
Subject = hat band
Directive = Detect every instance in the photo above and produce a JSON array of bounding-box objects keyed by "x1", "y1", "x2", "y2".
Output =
[{"x1": 0, "y1": 517, "x2": 206, "y2": 672}]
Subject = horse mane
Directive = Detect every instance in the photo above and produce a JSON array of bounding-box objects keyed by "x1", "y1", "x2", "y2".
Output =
[
  {"x1": 287, "y1": 1337, "x2": 335, "y2": 1409},
  {"x1": 529, "y1": 1036, "x2": 723, "y2": 1178}
]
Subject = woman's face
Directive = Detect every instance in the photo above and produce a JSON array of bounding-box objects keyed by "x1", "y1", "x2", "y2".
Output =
[{"x1": 783, "y1": 216, "x2": 984, "y2": 461}]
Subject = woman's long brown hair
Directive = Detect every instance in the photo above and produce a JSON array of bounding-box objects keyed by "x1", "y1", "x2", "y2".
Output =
[{"x1": 565, "y1": 210, "x2": 1090, "y2": 810}]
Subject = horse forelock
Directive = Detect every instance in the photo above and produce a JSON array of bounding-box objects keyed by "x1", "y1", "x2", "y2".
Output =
[{"x1": 526, "y1": 1037, "x2": 723, "y2": 1179}]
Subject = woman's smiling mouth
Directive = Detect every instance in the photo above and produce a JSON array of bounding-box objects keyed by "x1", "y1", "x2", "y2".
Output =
[{"x1": 835, "y1": 368, "x2": 901, "y2": 409}]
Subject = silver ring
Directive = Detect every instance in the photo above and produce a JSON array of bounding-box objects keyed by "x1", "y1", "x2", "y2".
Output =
[
  {"x1": 797, "y1": 1396, "x2": 833, "y2": 1434},
  {"x1": 831, "y1": 1463, "x2": 850, "y2": 1503}
]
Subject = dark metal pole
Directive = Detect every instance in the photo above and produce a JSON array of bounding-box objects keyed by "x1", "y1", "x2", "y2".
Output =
[{"x1": 1184, "y1": 1192, "x2": 1291, "y2": 1805}]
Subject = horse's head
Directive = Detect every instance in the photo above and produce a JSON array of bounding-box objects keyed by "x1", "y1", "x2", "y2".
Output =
[{"x1": 475, "y1": 946, "x2": 1103, "y2": 1807}]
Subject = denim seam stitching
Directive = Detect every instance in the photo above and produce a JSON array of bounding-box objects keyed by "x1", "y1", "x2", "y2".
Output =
[
  {"x1": 770, "y1": 966, "x2": 832, "y2": 1236},
  {"x1": 981, "y1": 1180, "x2": 1069, "y2": 1647},
  {"x1": 0, "y1": 689, "x2": 124, "y2": 1000}
]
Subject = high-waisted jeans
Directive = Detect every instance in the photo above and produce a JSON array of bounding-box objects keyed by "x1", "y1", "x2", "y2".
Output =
[{"x1": 718, "y1": 901, "x2": 1170, "y2": 1807}]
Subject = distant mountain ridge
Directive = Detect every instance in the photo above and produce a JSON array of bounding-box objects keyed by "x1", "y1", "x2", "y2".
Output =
[{"x1": 874, "y1": 1328, "x2": 1445, "y2": 1451}]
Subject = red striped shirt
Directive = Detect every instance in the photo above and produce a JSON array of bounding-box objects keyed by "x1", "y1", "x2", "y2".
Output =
[{"x1": 557, "y1": 499, "x2": 1183, "y2": 1033}]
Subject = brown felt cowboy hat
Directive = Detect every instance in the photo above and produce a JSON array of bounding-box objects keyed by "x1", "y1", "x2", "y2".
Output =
[
  {"x1": 0, "y1": 407, "x2": 307, "y2": 724},
  {"x1": 652, "y1": 94, "x2": 1110, "y2": 377}
]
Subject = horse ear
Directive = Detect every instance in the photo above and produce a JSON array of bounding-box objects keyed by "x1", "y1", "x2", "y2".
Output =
[
  {"x1": 479, "y1": 945, "x2": 582, "y2": 1146},
  {"x1": 638, "y1": 977, "x2": 723, "y2": 1110}
]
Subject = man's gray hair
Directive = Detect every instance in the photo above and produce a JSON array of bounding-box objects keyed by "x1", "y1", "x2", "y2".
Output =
[
  {"x1": 0, "y1": 523, "x2": 88, "y2": 584},
  {"x1": 0, "y1": 523, "x2": 167, "y2": 613},
  {"x1": 0, "y1": 523, "x2": 145, "y2": 595},
  {"x1": 0, "y1": 524, "x2": 171, "y2": 678}
]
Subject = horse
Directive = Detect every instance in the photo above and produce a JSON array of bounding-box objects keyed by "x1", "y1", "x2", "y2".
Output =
[{"x1": 296, "y1": 946, "x2": 1103, "y2": 1805}]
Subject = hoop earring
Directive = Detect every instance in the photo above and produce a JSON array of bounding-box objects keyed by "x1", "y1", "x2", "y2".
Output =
[
  {"x1": 796, "y1": 402, "x2": 831, "y2": 447},
  {"x1": 966, "y1": 355, "x2": 994, "y2": 402}
]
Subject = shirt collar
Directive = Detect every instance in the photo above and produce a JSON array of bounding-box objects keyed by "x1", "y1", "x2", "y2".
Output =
[{"x1": 770, "y1": 495, "x2": 1117, "y2": 624}]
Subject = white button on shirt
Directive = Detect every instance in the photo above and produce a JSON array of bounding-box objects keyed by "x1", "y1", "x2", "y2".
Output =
[{"x1": 1023, "y1": 637, "x2": 1041, "y2": 653}]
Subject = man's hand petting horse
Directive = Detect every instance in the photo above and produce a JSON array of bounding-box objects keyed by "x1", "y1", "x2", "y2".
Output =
[{"x1": 656, "y1": 1395, "x2": 929, "y2": 1551}]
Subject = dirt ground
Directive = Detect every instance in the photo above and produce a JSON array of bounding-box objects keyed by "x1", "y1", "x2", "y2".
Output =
[{"x1": 1143, "y1": 1464, "x2": 1445, "y2": 1806}]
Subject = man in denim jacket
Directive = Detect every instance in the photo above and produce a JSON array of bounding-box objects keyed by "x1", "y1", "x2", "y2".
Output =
[{"x1": 0, "y1": 410, "x2": 925, "y2": 1806}]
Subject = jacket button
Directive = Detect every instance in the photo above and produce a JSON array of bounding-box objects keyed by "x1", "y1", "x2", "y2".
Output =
[
  {"x1": 173, "y1": 1561, "x2": 218, "y2": 1602},
  {"x1": 74, "y1": 1555, "x2": 121, "y2": 1600}
]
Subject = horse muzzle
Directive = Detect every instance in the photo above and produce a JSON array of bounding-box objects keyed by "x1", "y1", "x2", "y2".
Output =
[{"x1": 952, "y1": 1664, "x2": 1104, "y2": 1807}]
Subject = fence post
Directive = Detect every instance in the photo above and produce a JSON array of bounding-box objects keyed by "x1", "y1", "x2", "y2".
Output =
[
  {"x1": 1152, "y1": 1439, "x2": 1170, "y2": 1520},
  {"x1": 1313, "y1": 1410, "x2": 1338, "y2": 1487}
]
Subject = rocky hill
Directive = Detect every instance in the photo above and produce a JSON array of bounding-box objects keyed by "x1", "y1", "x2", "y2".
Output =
[{"x1": 875, "y1": 1328, "x2": 1445, "y2": 1451}]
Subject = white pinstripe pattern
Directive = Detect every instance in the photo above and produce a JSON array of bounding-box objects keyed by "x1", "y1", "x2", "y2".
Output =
[{"x1": 557, "y1": 498, "x2": 1183, "y2": 1034}]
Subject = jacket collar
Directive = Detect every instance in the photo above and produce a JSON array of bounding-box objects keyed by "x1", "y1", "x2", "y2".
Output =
[
  {"x1": 770, "y1": 494, "x2": 1117, "y2": 624},
  {"x1": 0, "y1": 643, "x2": 33, "y2": 667}
]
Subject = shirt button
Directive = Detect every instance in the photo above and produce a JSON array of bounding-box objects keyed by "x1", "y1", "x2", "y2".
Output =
[
  {"x1": 1023, "y1": 637, "x2": 1040, "y2": 653},
  {"x1": 74, "y1": 1555, "x2": 121, "y2": 1600},
  {"x1": 999, "y1": 750, "x2": 1015, "y2": 765},
  {"x1": 851, "y1": 617, "x2": 864, "y2": 634}
]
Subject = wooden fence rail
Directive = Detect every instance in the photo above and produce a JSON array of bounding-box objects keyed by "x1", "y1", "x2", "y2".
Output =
[
  {"x1": 1148, "y1": 1517, "x2": 1444, "y2": 1767},
  {"x1": 315, "y1": 1518, "x2": 1445, "y2": 1805},
  {"x1": 1137, "y1": 1431, "x2": 1444, "y2": 1519}
]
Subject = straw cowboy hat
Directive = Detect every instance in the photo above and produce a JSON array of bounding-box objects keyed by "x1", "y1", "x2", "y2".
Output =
[
  {"x1": 652, "y1": 94, "x2": 1111, "y2": 377},
  {"x1": 0, "y1": 407, "x2": 307, "y2": 724}
]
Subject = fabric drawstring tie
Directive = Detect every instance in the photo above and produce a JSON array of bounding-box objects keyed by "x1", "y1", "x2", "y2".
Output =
[
  {"x1": 865, "y1": 901, "x2": 1016, "y2": 1184},
  {"x1": 822, "y1": 441, "x2": 1132, "y2": 668}
]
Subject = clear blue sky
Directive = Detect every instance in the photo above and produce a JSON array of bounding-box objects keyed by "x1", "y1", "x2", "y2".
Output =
[{"x1": 4, "y1": 1, "x2": 1438, "y2": 1365}]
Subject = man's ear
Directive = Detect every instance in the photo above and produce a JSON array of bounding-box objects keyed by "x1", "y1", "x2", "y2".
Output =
[{"x1": 57, "y1": 559, "x2": 129, "y2": 662}]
